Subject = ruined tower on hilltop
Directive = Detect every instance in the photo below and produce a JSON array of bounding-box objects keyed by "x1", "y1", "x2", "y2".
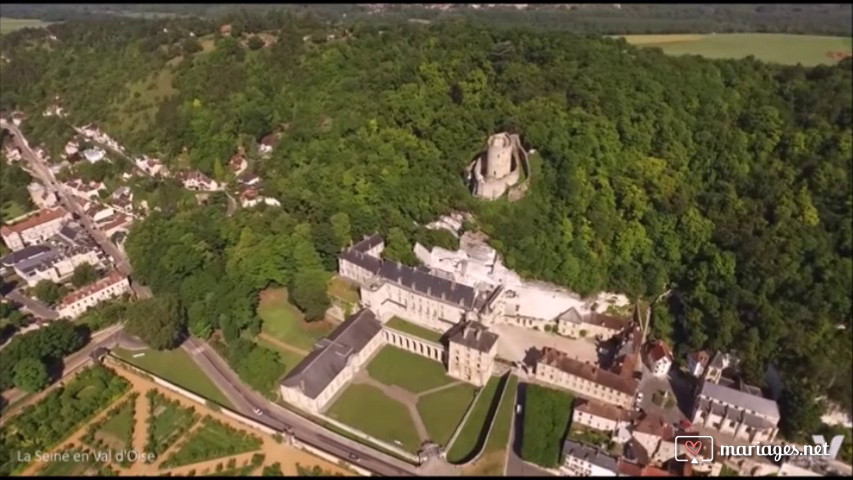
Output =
[{"x1": 466, "y1": 132, "x2": 530, "y2": 201}]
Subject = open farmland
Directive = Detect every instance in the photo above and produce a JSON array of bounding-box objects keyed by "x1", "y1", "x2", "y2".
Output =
[
  {"x1": 619, "y1": 33, "x2": 852, "y2": 66},
  {"x1": 0, "y1": 17, "x2": 52, "y2": 35}
]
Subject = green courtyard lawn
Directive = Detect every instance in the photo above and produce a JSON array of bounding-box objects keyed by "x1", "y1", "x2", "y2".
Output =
[
  {"x1": 519, "y1": 383, "x2": 574, "y2": 469},
  {"x1": 386, "y1": 316, "x2": 444, "y2": 343},
  {"x1": 446, "y1": 376, "x2": 503, "y2": 462},
  {"x1": 327, "y1": 276, "x2": 360, "y2": 304},
  {"x1": 326, "y1": 384, "x2": 422, "y2": 453},
  {"x1": 258, "y1": 288, "x2": 333, "y2": 351},
  {"x1": 160, "y1": 416, "x2": 263, "y2": 469},
  {"x1": 417, "y1": 383, "x2": 478, "y2": 446},
  {"x1": 112, "y1": 347, "x2": 233, "y2": 409},
  {"x1": 485, "y1": 376, "x2": 519, "y2": 455},
  {"x1": 366, "y1": 345, "x2": 454, "y2": 394}
]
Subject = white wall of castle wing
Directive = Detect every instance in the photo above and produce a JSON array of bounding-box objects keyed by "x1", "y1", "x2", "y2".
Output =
[
  {"x1": 382, "y1": 329, "x2": 445, "y2": 363},
  {"x1": 534, "y1": 363, "x2": 634, "y2": 409}
]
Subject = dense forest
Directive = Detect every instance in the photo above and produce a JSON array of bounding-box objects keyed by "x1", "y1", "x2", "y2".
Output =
[
  {"x1": 2, "y1": 3, "x2": 852, "y2": 35},
  {"x1": 0, "y1": 14, "x2": 850, "y2": 441}
]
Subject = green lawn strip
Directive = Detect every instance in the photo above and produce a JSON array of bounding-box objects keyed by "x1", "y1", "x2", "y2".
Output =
[
  {"x1": 160, "y1": 416, "x2": 263, "y2": 469},
  {"x1": 417, "y1": 383, "x2": 478, "y2": 446},
  {"x1": 36, "y1": 447, "x2": 118, "y2": 476},
  {"x1": 519, "y1": 383, "x2": 573, "y2": 468},
  {"x1": 258, "y1": 288, "x2": 332, "y2": 350},
  {"x1": 367, "y1": 345, "x2": 453, "y2": 394},
  {"x1": 484, "y1": 375, "x2": 519, "y2": 454},
  {"x1": 446, "y1": 376, "x2": 503, "y2": 462},
  {"x1": 326, "y1": 383, "x2": 422, "y2": 453},
  {"x1": 112, "y1": 348, "x2": 234, "y2": 409},
  {"x1": 386, "y1": 316, "x2": 444, "y2": 343},
  {"x1": 145, "y1": 390, "x2": 199, "y2": 456}
]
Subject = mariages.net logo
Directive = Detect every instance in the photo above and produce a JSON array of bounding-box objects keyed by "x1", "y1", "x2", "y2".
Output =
[{"x1": 674, "y1": 435, "x2": 844, "y2": 464}]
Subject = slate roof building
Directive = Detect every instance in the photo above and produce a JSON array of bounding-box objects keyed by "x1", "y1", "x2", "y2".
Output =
[
  {"x1": 692, "y1": 379, "x2": 780, "y2": 443},
  {"x1": 280, "y1": 309, "x2": 384, "y2": 413},
  {"x1": 561, "y1": 439, "x2": 619, "y2": 477}
]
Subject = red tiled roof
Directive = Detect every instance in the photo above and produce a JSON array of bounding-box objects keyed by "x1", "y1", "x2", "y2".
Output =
[
  {"x1": 539, "y1": 347, "x2": 638, "y2": 395},
  {"x1": 588, "y1": 312, "x2": 632, "y2": 331},
  {"x1": 634, "y1": 412, "x2": 675, "y2": 441},
  {"x1": 0, "y1": 207, "x2": 69, "y2": 235},
  {"x1": 60, "y1": 271, "x2": 127, "y2": 306},
  {"x1": 575, "y1": 398, "x2": 636, "y2": 422},
  {"x1": 649, "y1": 342, "x2": 672, "y2": 363}
]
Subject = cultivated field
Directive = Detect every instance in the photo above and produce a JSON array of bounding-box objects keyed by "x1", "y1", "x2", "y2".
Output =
[
  {"x1": 0, "y1": 17, "x2": 52, "y2": 35},
  {"x1": 619, "y1": 33, "x2": 852, "y2": 66}
]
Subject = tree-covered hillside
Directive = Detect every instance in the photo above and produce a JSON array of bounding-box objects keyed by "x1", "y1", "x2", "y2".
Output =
[{"x1": 1, "y1": 16, "x2": 850, "y2": 439}]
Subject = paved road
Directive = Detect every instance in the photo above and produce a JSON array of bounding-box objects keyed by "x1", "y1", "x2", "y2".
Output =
[
  {"x1": 182, "y1": 336, "x2": 418, "y2": 477},
  {"x1": 1, "y1": 121, "x2": 148, "y2": 300},
  {"x1": 4, "y1": 289, "x2": 58, "y2": 319}
]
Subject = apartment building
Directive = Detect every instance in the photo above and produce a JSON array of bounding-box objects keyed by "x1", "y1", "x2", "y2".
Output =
[
  {"x1": 572, "y1": 398, "x2": 636, "y2": 434},
  {"x1": 1, "y1": 207, "x2": 72, "y2": 251},
  {"x1": 57, "y1": 271, "x2": 130, "y2": 318},
  {"x1": 534, "y1": 347, "x2": 638, "y2": 409},
  {"x1": 446, "y1": 321, "x2": 499, "y2": 387}
]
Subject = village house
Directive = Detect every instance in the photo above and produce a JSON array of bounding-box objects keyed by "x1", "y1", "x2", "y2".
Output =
[
  {"x1": 631, "y1": 412, "x2": 680, "y2": 465},
  {"x1": 64, "y1": 179, "x2": 107, "y2": 201},
  {"x1": 446, "y1": 320, "x2": 499, "y2": 387},
  {"x1": 82, "y1": 147, "x2": 107, "y2": 163},
  {"x1": 258, "y1": 132, "x2": 280, "y2": 155},
  {"x1": 686, "y1": 350, "x2": 711, "y2": 377},
  {"x1": 572, "y1": 398, "x2": 636, "y2": 434},
  {"x1": 57, "y1": 271, "x2": 131, "y2": 319},
  {"x1": 648, "y1": 341, "x2": 673, "y2": 377},
  {"x1": 64, "y1": 138, "x2": 80, "y2": 156},
  {"x1": 77, "y1": 124, "x2": 124, "y2": 153},
  {"x1": 4, "y1": 144, "x2": 22, "y2": 162},
  {"x1": 11, "y1": 111, "x2": 26, "y2": 126},
  {"x1": 179, "y1": 170, "x2": 220, "y2": 191},
  {"x1": 237, "y1": 170, "x2": 261, "y2": 187},
  {"x1": 692, "y1": 379, "x2": 780, "y2": 443},
  {"x1": 134, "y1": 155, "x2": 167, "y2": 177},
  {"x1": 229, "y1": 151, "x2": 248, "y2": 175},
  {"x1": 0, "y1": 207, "x2": 72, "y2": 251},
  {"x1": 561, "y1": 440, "x2": 619, "y2": 476},
  {"x1": 534, "y1": 347, "x2": 638, "y2": 409},
  {"x1": 26, "y1": 183, "x2": 59, "y2": 209},
  {"x1": 557, "y1": 307, "x2": 632, "y2": 340},
  {"x1": 239, "y1": 187, "x2": 281, "y2": 208}
]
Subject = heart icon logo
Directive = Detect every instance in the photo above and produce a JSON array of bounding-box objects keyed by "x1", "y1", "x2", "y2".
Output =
[{"x1": 685, "y1": 440, "x2": 702, "y2": 456}]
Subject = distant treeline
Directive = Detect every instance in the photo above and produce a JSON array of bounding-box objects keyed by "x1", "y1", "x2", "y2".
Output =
[{"x1": 2, "y1": 3, "x2": 851, "y2": 36}]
